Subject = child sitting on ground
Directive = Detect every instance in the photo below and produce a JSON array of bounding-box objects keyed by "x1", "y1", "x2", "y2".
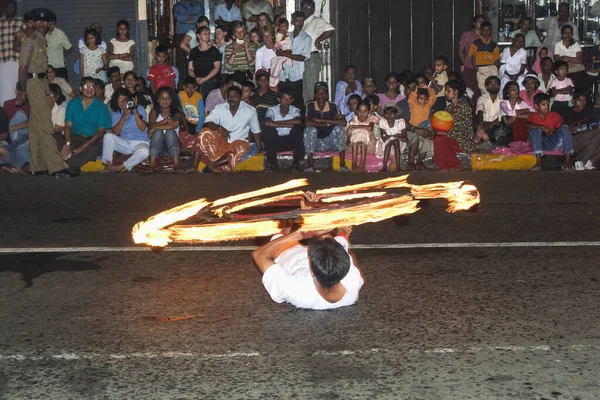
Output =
[
  {"x1": 377, "y1": 104, "x2": 407, "y2": 172},
  {"x1": 345, "y1": 94, "x2": 361, "y2": 122},
  {"x1": 178, "y1": 76, "x2": 205, "y2": 134},
  {"x1": 335, "y1": 65, "x2": 363, "y2": 118},
  {"x1": 432, "y1": 122, "x2": 462, "y2": 171},
  {"x1": 548, "y1": 60, "x2": 573, "y2": 113},
  {"x1": 361, "y1": 77, "x2": 377, "y2": 99},
  {"x1": 242, "y1": 81, "x2": 255, "y2": 104},
  {"x1": 366, "y1": 94, "x2": 381, "y2": 119},
  {"x1": 346, "y1": 100, "x2": 380, "y2": 172},
  {"x1": 408, "y1": 84, "x2": 437, "y2": 129},
  {"x1": 430, "y1": 55, "x2": 449, "y2": 112}
]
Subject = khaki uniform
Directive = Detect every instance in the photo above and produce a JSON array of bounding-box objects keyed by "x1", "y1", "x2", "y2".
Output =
[{"x1": 19, "y1": 30, "x2": 67, "y2": 174}]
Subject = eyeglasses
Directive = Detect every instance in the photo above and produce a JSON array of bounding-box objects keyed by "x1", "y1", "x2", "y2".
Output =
[{"x1": 82, "y1": 84, "x2": 96, "y2": 89}]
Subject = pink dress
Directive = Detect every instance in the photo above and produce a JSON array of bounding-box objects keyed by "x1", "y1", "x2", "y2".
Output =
[
  {"x1": 347, "y1": 114, "x2": 380, "y2": 153},
  {"x1": 377, "y1": 93, "x2": 405, "y2": 113},
  {"x1": 519, "y1": 89, "x2": 542, "y2": 109}
]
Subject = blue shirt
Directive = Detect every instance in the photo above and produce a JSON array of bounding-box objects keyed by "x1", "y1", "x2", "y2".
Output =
[
  {"x1": 205, "y1": 101, "x2": 260, "y2": 142},
  {"x1": 173, "y1": 1, "x2": 205, "y2": 34},
  {"x1": 280, "y1": 30, "x2": 311, "y2": 83},
  {"x1": 110, "y1": 106, "x2": 149, "y2": 142},
  {"x1": 335, "y1": 80, "x2": 362, "y2": 116},
  {"x1": 65, "y1": 97, "x2": 112, "y2": 137},
  {"x1": 265, "y1": 104, "x2": 301, "y2": 136},
  {"x1": 214, "y1": 3, "x2": 242, "y2": 22}
]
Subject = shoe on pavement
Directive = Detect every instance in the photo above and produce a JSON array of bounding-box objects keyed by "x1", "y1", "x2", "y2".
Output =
[
  {"x1": 339, "y1": 165, "x2": 350, "y2": 172},
  {"x1": 52, "y1": 169, "x2": 79, "y2": 178},
  {"x1": 530, "y1": 165, "x2": 542, "y2": 172},
  {"x1": 561, "y1": 165, "x2": 574, "y2": 172},
  {"x1": 584, "y1": 160, "x2": 596, "y2": 170},
  {"x1": 30, "y1": 170, "x2": 48, "y2": 176},
  {"x1": 574, "y1": 161, "x2": 585, "y2": 171},
  {"x1": 303, "y1": 166, "x2": 315, "y2": 172}
]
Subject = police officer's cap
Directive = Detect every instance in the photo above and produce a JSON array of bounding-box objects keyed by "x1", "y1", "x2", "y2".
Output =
[{"x1": 29, "y1": 8, "x2": 55, "y2": 22}]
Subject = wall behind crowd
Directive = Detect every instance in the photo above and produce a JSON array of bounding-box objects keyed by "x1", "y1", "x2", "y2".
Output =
[
  {"x1": 332, "y1": 0, "x2": 476, "y2": 84},
  {"x1": 17, "y1": 0, "x2": 143, "y2": 90}
]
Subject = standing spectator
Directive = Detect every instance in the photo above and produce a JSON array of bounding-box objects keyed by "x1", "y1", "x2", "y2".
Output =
[
  {"x1": 263, "y1": 88, "x2": 304, "y2": 172},
  {"x1": 538, "y1": 2, "x2": 579, "y2": 53},
  {"x1": 458, "y1": 14, "x2": 485, "y2": 97},
  {"x1": 303, "y1": 81, "x2": 347, "y2": 172},
  {"x1": 187, "y1": 27, "x2": 222, "y2": 99},
  {"x1": 148, "y1": 86, "x2": 186, "y2": 173},
  {"x1": 548, "y1": 60, "x2": 573, "y2": 113},
  {"x1": 46, "y1": 14, "x2": 72, "y2": 82},
  {"x1": 194, "y1": 86, "x2": 262, "y2": 172},
  {"x1": 430, "y1": 55, "x2": 449, "y2": 112},
  {"x1": 278, "y1": 11, "x2": 311, "y2": 115},
  {"x1": 108, "y1": 20, "x2": 135, "y2": 76},
  {"x1": 205, "y1": 75, "x2": 234, "y2": 113},
  {"x1": 0, "y1": 0, "x2": 22, "y2": 106},
  {"x1": 257, "y1": 12, "x2": 272, "y2": 30},
  {"x1": 47, "y1": 65, "x2": 76, "y2": 99},
  {"x1": 242, "y1": 0, "x2": 273, "y2": 32},
  {"x1": 214, "y1": 0, "x2": 242, "y2": 28},
  {"x1": 225, "y1": 21, "x2": 256, "y2": 85},
  {"x1": 509, "y1": 17, "x2": 543, "y2": 48},
  {"x1": 335, "y1": 65, "x2": 362, "y2": 118},
  {"x1": 173, "y1": 0, "x2": 205, "y2": 81},
  {"x1": 57, "y1": 77, "x2": 111, "y2": 170},
  {"x1": 79, "y1": 27, "x2": 108, "y2": 82},
  {"x1": 469, "y1": 21, "x2": 500, "y2": 96},
  {"x1": 254, "y1": 26, "x2": 276, "y2": 74},
  {"x1": 13, "y1": 11, "x2": 33, "y2": 57},
  {"x1": 101, "y1": 87, "x2": 150, "y2": 172},
  {"x1": 301, "y1": 0, "x2": 335, "y2": 106},
  {"x1": 74, "y1": 23, "x2": 107, "y2": 77},
  {"x1": 179, "y1": 16, "x2": 209, "y2": 56},
  {"x1": 147, "y1": 45, "x2": 177, "y2": 93},
  {"x1": 250, "y1": 70, "x2": 278, "y2": 131},
  {"x1": 18, "y1": 8, "x2": 76, "y2": 177}
]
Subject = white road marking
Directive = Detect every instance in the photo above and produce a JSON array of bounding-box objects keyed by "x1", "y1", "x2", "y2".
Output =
[
  {"x1": 1, "y1": 241, "x2": 600, "y2": 254},
  {"x1": 1, "y1": 345, "x2": 599, "y2": 362}
]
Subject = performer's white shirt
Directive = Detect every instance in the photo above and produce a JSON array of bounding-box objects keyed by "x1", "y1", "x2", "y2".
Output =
[{"x1": 261, "y1": 236, "x2": 364, "y2": 310}]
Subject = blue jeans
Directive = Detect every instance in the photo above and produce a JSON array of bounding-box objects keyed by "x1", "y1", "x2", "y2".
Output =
[
  {"x1": 0, "y1": 110, "x2": 29, "y2": 168},
  {"x1": 528, "y1": 125, "x2": 574, "y2": 156},
  {"x1": 149, "y1": 129, "x2": 180, "y2": 158},
  {"x1": 419, "y1": 120, "x2": 432, "y2": 129}
]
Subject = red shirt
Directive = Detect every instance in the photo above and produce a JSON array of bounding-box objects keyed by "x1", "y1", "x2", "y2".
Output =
[
  {"x1": 433, "y1": 134, "x2": 461, "y2": 170},
  {"x1": 2, "y1": 99, "x2": 30, "y2": 120},
  {"x1": 147, "y1": 64, "x2": 176, "y2": 92},
  {"x1": 528, "y1": 111, "x2": 562, "y2": 130}
]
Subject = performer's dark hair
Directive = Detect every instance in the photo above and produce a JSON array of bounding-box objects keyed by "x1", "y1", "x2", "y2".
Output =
[{"x1": 308, "y1": 237, "x2": 351, "y2": 288}]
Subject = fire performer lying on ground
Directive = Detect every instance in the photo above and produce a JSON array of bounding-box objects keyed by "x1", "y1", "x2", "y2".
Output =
[{"x1": 252, "y1": 226, "x2": 364, "y2": 310}]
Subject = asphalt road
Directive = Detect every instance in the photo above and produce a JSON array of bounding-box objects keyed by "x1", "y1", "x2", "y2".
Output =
[{"x1": 1, "y1": 171, "x2": 600, "y2": 400}]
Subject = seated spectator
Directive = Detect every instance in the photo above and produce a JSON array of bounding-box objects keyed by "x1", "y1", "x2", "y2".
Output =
[
  {"x1": 304, "y1": 82, "x2": 348, "y2": 172},
  {"x1": 263, "y1": 88, "x2": 304, "y2": 172},
  {"x1": 252, "y1": 226, "x2": 363, "y2": 310},
  {"x1": 214, "y1": 0, "x2": 242, "y2": 27},
  {"x1": 376, "y1": 104, "x2": 406, "y2": 172},
  {"x1": 361, "y1": 77, "x2": 376, "y2": 100},
  {"x1": 2, "y1": 83, "x2": 30, "y2": 121},
  {"x1": 193, "y1": 86, "x2": 262, "y2": 172},
  {"x1": 445, "y1": 80, "x2": 475, "y2": 153},
  {"x1": 180, "y1": 16, "x2": 210, "y2": 55},
  {"x1": 187, "y1": 26, "x2": 222, "y2": 99},
  {"x1": 48, "y1": 65, "x2": 76, "y2": 99},
  {"x1": 148, "y1": 87, "x2": 186, "y2": 173},
  {"x1": 254, "y1": 26, "x2": 276, "y2": 74},
  {"x1": 560, "y1": 90, "x2": 600, "y2": 169},
  {"x1": 249, "y1": 28, "x2": 262, "y2": 48},
  {"x1": 58, "y1": 77, "x2": 111, "y2": 170},
  {"x1": 178, "y1": 76, "x2": 205, "y2": 134},
  {"x1": 147, "y1": 45, "x2": 177, "y2": 93},
  {"x1": 475, "y1": 76, "x2": 502, "y2": 143},
  {"x1": 553, "y1": 24, "x2": 585, "y2": 87},
  {"x1": 532, "y1": 47, "x2": 551, "y2": 75},
  {"x1": 205, "y1": 75, "x2": 235, "y2": 114},
  {"x1": 432, "y1": 127, "x2": 462, "y2": 171},
  {"x1": 346, "y1": 100, "x2": 379, "y2": 172},
  {"x1": 225, "y1": 21, "x2": 257, "y2": 86},
  {"x1": 135, "y1": 77, "x2": 155, "y2": 116},
  {"x1": 49, "y1": 84, "x2": 67, "y2": 135},
  {"x1": 396, "y1": 79, "x2": 416, "y2": 122},
  {"x1": 366, "y1": 94, "x2": 381, "y2": 118},
  {"x1": 509, "y1": 16, "x2": 543, "y2": 48},
  {"x1": 447, "y1": 71, "x2": 475, "y2": 107},
  {"x1": 335, "y1": 65, "x2": 363, "y2": 118},
  {"x1": 520, "y1": 74, "x2": 543, "y2": 109},
  {"x1": 101, "y1": 88, "x2": 150, "y2": 172},
  {"x1": 406, "y1": 125, "x2": 435, "y2": 171},
  {"x1": 94, "y1": 79, "x2": 106, "y2": 103},
  {"x1": 526, "y1": 92, "x2": 573, "y2": 171},
  {"x1": 498, "y1": 33, "x2": 527, "y2": 93},
  {"x1": 250, "y1": 70, "x2": 278, "y2": 131},
  {"x1": 377, "y1": 72, "x2": 404, "y2": 113},
  {"x1": 414, "y1": 73, "x2": 428, "y2": 86},
  {"x1": 104, "y1": 66, "x2": 122, "y2": 104},
  {"x1": 548, "y1": 60, "x2": 573, "y2": 113},
  {"x1": 242, "y1": 81, "x2": 255, "y2": 103},
  {"x1": 537, "y1": 57, "x2": 556, "y2": 93},
  {"x1": 123, "y1": 72, "x2": 153, "y2": 115},
  {"x1": 500, "y1": 81, "x2": 534, "y2": 142},
  {"x1": 408, "y1": 85, "x2": 436, "y2": 129},
  {"x1": 345, "y1": 94, "x2": 361, "y2": 122},
  {"x1": 0, "y1": 104, "x2": 29, "y2": 174}
]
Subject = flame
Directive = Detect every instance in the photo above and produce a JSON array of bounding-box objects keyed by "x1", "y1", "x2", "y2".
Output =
[
  {"x1": 320, "y1": 192, "x2": 388, "y2": 203},
  {"x1": 132, "y1": 177, "x2": 480, "y2": 247}
]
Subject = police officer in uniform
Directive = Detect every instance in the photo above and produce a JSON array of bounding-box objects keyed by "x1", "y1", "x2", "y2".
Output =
[{"x1": 17, "y1": 8, "x2": 78, "y2": 177}]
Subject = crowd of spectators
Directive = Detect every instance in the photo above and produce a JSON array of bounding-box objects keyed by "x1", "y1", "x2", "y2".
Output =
[{"x1": 1, "y1": 0, "x2": 600, "y2": 176}]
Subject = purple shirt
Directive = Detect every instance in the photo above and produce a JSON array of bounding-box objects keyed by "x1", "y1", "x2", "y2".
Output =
[{"x1": 459, "y1": 29, "x2": 478, "y2": 70}]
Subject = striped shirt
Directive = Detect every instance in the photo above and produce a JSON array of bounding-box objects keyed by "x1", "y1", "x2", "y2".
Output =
[
  {"x1": 225, "y1": 43, "x2": 256, "y2": 72},
  {"x1": 468, "y1": 37, "x2": 500, "y2": 67},
  {"x1": 0, "y1": 16, "x2": 23, "y2": 63}
]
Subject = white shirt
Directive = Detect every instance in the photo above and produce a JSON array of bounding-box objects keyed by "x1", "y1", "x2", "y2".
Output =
[
  {"x1": 214, "y1": 2, "x2": 242, "y2": 22},
  {"x1": 537, "y1": 17, "x2": 579, "y2": 53},
  {"x1": 554, "y1": 41, "x2": 582, "y2": 58},
  {"x1": 51, "y1": 103, "x2": 66, "y2": 130},
  {"x1": 254, "y1": 46, "x2": 276, "y2": 73},
  {"x1": 302, "y1": 14, "x2": 335, "y2": 52},
  {"x1": 476, "y1": 94, "x2": 502, "y2": 123},
  {"x1": 499, "y1": 99, "x2": 533, "y2": 117},
  {"x1": 262, "y1": 236, "x2": 364, "y2": 310},
  {"x1": 241, "y1": 0, "x2": 273, "y2": 32},
  {"x1": 205, "y1": 101, "x2": 260, "y2": 142},
  {"x1": 265, "y1": 104, "x2": 301, "y2": 136},
  {"x1": 537, "y1": 73, "x2": 557, "y2": 93}
]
